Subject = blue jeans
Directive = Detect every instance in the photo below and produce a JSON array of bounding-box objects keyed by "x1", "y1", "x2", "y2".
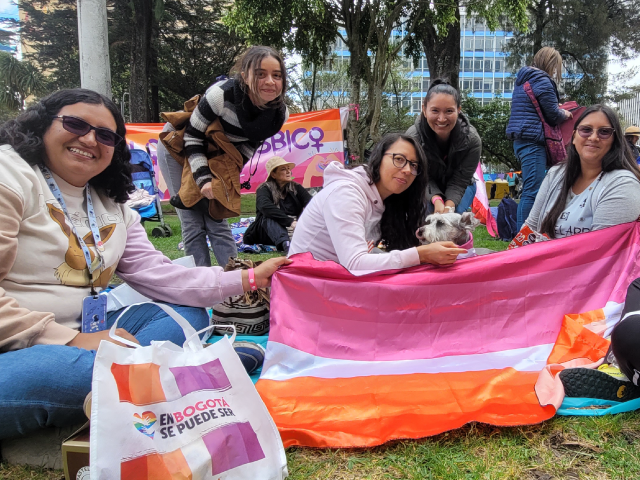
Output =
[
  {"x1": 157, "y1": 140, "x2": 237, "y2": 267},
  {"x1": 426, "y1": 184, "x2": 477, "y2": 214},
  {"x1": 514, "y1": 140, "x2": 547, "y2": 230},
  {"x1": 0, "y1": 303, "x2": 209, "y2": 440},
  {"x1": 456, "y1": 183, "x2": 477, "y2": 214}
]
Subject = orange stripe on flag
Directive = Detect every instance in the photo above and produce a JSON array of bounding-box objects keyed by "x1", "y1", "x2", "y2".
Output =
[
  {"x1": 121, "y1": 450, "x2": 192, "y2": 480},
  {"x1": 257, "y1": 369, "x2": 555, "y2": 448},
  {"x1": 565, "y1": 308, "x2": 606, "y2": 326},
  {"x1": 111, "y1": 363, "x2": 166, "y2": 405},
  {"x1": 546, "y1": 315, "x2": 610, "y2": 366}
]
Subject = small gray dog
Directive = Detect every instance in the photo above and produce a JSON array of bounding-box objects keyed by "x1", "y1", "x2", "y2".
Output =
[{"x1": 415, "y1": 212, "x2": 480, "y2": 247}]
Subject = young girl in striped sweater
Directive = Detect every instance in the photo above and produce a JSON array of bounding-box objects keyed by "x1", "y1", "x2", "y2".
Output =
[
  {"x1": 185, "y1": 45, "x2": 289, "y2": 197},
  {"x1": 161, "y1": 46, "x2": 289, "y2": 266}
]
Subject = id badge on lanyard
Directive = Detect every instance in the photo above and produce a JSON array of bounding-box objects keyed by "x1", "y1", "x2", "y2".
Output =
[{"x1": 39, "y1": 165, "x2": 108, "y2": 331}]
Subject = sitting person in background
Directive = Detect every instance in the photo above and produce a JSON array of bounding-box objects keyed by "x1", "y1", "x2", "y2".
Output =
[
  {"x1": 625, "y1": 125, "x2": 640, "y2": 161},
  {"x1": 289, "y1": 133, "x2": 467, "y2": 271},
  {"x1": 512, "y1": 104, "x2": 640, "y2": 247},
  {"x1": 243, "y1": 156, "x2": 312, "y2": 254},
  {"x1": 0, "y1": 89, "x2": 289, "y2": 440}
]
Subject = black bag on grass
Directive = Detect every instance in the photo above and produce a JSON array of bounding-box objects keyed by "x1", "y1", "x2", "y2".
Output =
[{"x1": 497, "y1": 197, "x2": 518, "y2": 242}]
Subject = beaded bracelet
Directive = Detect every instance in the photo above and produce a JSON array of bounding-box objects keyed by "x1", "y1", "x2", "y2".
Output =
[{"x1": 247, "y1": 268, "x2": 257, "y2": 291}]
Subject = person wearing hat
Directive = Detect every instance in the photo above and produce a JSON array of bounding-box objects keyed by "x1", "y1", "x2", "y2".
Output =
[
  {"x1": 243, "y1": 156, "x2": 312, "y2": 253},
  {"x1": 625, "y1": 126, "x2": 640, "y2": 160}
]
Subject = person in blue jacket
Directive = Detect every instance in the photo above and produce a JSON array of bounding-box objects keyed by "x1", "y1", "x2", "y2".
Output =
[{"x1": 506, "y1": 47, "x2": 572, "y2": 229}]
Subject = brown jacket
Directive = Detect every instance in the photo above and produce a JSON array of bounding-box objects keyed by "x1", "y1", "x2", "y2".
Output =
[{"x1": 160, "y1": 95, "x2": 243, "y2": 220}]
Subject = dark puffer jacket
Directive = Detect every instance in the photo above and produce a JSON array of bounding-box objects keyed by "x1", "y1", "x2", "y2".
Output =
[
  {"x1": 506, "y1": 66, "x2": 567, "y2": 145},
  {"x1": 406, "y1": 112, "x2": 482, "y2": 205}
]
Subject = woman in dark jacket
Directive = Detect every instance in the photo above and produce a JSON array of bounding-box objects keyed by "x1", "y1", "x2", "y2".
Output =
[
  {"x1": 243, "y1": 156, "x2": 312, "y2": 253},
  {"x1": 407, "y1": 79, "x2": 482, "y2": 214},
  {"x1": 506, "y1": 46, "x2": 572, "y2": 229}
]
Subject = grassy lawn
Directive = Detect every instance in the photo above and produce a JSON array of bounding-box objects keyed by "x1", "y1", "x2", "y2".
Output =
[{"x1": 5, "y1": 194, "x2": 640, "y2": 480}]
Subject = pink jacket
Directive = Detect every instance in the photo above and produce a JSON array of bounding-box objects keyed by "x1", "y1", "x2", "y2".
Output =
[{"x1": 289, "y1": 162, "x2": 420, "y2": 271}]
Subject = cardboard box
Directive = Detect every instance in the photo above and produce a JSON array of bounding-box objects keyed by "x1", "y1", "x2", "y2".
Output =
[{"x1": 61, "y1": 422, "x2": 90, "y2": 480}]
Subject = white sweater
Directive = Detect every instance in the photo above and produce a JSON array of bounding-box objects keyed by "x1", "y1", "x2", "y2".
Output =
[{"x1": 288, "y1": 162, "x2": 420, "y2": 271}]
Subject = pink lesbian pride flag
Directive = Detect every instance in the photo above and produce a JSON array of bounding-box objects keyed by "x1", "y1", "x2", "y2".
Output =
[
  {"x1": 472, "y1": 163, "x2": 498, "y2": 236},
  {"x1": 256, "y1": 222, "x2": 640, "y2": 448}
]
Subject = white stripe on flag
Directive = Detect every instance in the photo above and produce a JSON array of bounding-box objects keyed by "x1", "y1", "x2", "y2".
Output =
[
  {"x1": 603, "y1": 301, "x2": 624, "y2": 338},
  {"x1": 260, "y1": 342, "x2": 555, "y2": 381}
]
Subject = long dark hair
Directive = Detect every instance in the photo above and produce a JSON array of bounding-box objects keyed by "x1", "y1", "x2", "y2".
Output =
[
  {"x1": 232, "y1": 45, "x2": 287, "y2": 108},
  {"x1": 365, "y1": 133, "x2": 428, "y2": 250},
  {"x1": 0, "y1": 88, "x2": 133, "y2": 203},
  {"x1": 540, "y1": 104, "x2": 640, "y2": 238}
]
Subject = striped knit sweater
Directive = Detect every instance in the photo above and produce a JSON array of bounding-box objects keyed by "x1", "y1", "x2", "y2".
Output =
[{"x1": 184, "y1": 78, "x2": 289, "y2": 188}]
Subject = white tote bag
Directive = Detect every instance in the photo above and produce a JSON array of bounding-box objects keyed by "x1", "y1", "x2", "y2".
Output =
[{"x1": 90, "y1": 303, "x2": 288, "y2": 480}]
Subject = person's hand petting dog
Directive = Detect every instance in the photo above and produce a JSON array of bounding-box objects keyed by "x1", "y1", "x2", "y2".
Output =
[
  {"x1": 241, "y1": 257, "x2": 292, "y2": 290},
  {"x1": 417, "y1": 242, "x2": 467, "y2": 265}
]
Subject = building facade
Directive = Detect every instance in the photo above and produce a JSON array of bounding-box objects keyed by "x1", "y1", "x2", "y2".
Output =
[
  {"x1": 319, "y1": 13, "x2": 515, "y2": 114},
  {"x1": 618, "y1": 91, "x2": 640, "y2": 127}
]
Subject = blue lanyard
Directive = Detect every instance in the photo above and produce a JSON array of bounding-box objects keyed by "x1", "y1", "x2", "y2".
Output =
[{"x1": 39, "y1": 165, "x2": 105, "y2": 285}]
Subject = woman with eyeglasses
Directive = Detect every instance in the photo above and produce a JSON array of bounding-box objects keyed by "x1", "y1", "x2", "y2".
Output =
[
  {"x1": 522, "y1": 104, "x2": 640, "y2": 241},
  {"x1": 288, "y1": 133, "x2": 467, "y2": 271},
  {"x1": 406, "y1": 79, "x2": 482, "y2": 214},
  {"x1": 0, "y1": 89, "x2": 289, "y2": 440}
]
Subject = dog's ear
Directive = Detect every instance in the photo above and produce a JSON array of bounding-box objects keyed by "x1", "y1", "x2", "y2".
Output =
[{"x1": 459, "y1": 212, "x2": 480, "y2": 230}]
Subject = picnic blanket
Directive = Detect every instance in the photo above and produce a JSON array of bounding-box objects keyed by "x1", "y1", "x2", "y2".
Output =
[{"x1": 256, "y1": 222, "x2": 640, "y2": 448}]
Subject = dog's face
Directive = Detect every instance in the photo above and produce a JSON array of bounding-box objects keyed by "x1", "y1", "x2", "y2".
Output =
[{"x1": 416, "y1": 212, "x2": 480, "y2": 246}]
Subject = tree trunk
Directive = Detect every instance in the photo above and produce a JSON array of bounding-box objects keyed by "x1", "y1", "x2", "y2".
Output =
[
  {"x1": 129, "y1": 0, "x2": 153, "y2": 122},
  {"x1": 421, "y1": 6, "x2": 461, "y2": 88},
  {"x1": 342, "y1": 0, "x2": 366, "y2": 163},
  {"x1": 308, "y1": 62, "x2": 317, "y2": 112},
  {"x1": 531, "y1": 0, "x2": 548, "y2": 53}
]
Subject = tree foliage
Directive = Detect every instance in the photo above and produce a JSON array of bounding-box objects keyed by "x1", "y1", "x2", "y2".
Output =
[
  {"x1": 155, "y1": 0, "x2": 245, "y2": 111},
  {"x1": 226, "y1": 0, "x2": 423, "y2": 161},
  {"x1": 16, "y1": 0, "x2": 246, "y2": 121},
  {"x1": 406, "y1": 0, "x2": 529, "y2": 87},
  {"x1": 18, "y1": 0, "x2": 80, "y2": 91},
  {"x1": 461, "y1": 93, "x2": 519, "y2": 170},
  {"x1": 506, "y1": 0, "x2": 640, "y2": 105},
  {"x1": 0, "y1": 51, "x2": 46, "y2": 109}
]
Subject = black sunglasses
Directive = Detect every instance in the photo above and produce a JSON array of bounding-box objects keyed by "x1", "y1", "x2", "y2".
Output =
[{"x1": 53, "y1": 115, "x2": 123, "y2": 147}]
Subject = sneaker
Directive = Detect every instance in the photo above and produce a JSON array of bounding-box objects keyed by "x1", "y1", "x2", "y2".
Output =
[
  {"x1": 233, "y1": 341, "x2": 265, "y2": 375},
  {"x1": 559, "y1": 367, "x2": 640, "y2": 402},
  {"x1": 597, "y1": 363, "x2": 629, "y2": 381}
]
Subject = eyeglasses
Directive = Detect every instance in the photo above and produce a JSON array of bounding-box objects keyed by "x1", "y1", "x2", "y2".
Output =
[
  {"x1": 53, "y1": 115, "x2": 123, "y2": 147},
  {"x1": 385, "y1": 153, "x2": 422, "y2": 176},
  {"x1": 576, "y1": 125, "x2": 615, "y2": 140}
]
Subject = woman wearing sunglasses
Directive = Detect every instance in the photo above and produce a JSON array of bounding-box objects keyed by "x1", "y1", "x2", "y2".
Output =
[
  {"x1": 0, "y1": 89, "x2": 289, "y2": 440},
  {"x1": 288, "y1": 133, "x2": 467, "y2": 271},
  {"x1": 521, "y1": 104, "x2": 640, "y2": 241}
]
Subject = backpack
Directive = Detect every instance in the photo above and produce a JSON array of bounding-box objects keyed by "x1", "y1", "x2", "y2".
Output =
[{"x1": 497, "y1": 197, "x2": 519, "y2": 241}]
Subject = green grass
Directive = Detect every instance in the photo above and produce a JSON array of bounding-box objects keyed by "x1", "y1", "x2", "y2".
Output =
[
  {"x1": 6, "y1": 194, "x2": 640, "y2": 480},
  {"x1": 143, "y1": 215, "x2": 283, "y2": 263}
]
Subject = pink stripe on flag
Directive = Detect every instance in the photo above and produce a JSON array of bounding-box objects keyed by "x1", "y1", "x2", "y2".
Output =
[{"x1": 273, "y1": 223, "x2": 640, "y2": 362}]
